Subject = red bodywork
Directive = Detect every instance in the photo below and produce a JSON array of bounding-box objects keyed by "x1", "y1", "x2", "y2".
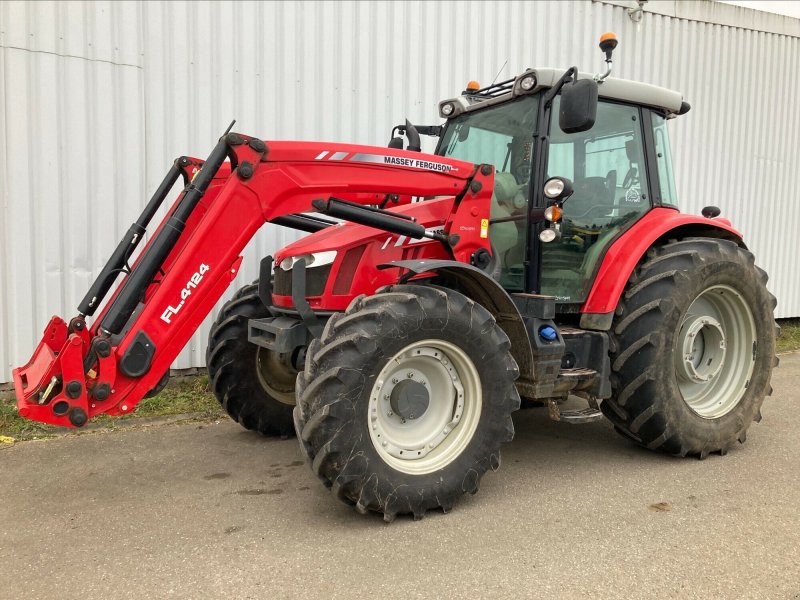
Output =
[
  {"x1": 13, "y1": 134, "x2": 742, "y2": 428},
  {"x1": 582, "y1": 208, "x2": 741, "y2": 315},
  {"x1": 272, "y1": 198, "x2": 456, "y2": 312}
]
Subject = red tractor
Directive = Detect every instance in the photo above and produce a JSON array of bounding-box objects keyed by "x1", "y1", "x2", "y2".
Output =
[{"x1": 14, "y1": 36, "x2": 777, "y2": 521}]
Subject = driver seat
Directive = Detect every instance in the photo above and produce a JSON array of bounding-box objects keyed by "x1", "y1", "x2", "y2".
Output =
[{"x1": 564, "y1": 170, "x2": 616, "y2": 226}]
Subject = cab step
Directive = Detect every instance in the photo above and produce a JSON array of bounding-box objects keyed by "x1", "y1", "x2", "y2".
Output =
[{"x1": 557, "y1": 407, "x2": 604, "y2": 424}]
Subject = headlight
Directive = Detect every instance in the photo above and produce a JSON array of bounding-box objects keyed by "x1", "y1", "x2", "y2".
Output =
[
  {"x1": 279, "y1": 250, "x2": 338, "y2": 271},
  {"x1": 539, "y1": 228, "x2": 561, "y2": 243},
  {"x1": 441, "y1": 102, "x2": 455, "y2": 117},
  {"x1": 520, "y1": 75, "x2": 536, "y2": 90},
  {"x1": 543, "y1": 178, "x2": 565, "y2": 199}
]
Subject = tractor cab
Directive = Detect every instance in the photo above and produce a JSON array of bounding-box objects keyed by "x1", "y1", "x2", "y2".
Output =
[{"x1": 433, "y1": 52, "x2": 687, "y2": 309}]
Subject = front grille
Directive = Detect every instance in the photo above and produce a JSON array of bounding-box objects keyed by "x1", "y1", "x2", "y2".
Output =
[
  {"x1": 273, "y1": 264, "x2": 332, "y2": 297},
  {"x1": 274, "y1": 268, "x2": 292, "y2": 296}
]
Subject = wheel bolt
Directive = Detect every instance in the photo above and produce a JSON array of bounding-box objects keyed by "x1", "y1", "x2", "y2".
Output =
[
  {"x1": 407, "y1": 372, "x2": 414, "y2": 378},
  {"x1": 392, "y1": 378, "x2": 398, "y2": 384}
]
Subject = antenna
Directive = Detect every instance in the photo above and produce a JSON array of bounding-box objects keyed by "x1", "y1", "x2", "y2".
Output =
[
  {"x1": 490, "y1": 59, "x2": 509, "y2": 87},
  {"x1": 224, "y1": 120, "x2": 237, "y2": 135}
]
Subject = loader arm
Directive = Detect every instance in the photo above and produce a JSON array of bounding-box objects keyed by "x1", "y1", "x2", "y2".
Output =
[{"x1": 14, "y1": 131, "x2": 495, "y2": 428}]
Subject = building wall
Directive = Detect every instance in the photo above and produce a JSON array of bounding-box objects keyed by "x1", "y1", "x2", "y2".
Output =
[{"x1": 1, "y1": 0, "x2": 799, "y2": 383}]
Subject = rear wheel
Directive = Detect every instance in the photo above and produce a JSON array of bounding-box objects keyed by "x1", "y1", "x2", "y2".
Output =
[
  {"x1": 295, "y1": 285, "x2": 519, "y2": 521},
  {"x1": 207, "y1": 282, "x2": 296, "y2": 437},
  {"x1": 601, "y1": 238, "x2": 778, "y2": 457}
]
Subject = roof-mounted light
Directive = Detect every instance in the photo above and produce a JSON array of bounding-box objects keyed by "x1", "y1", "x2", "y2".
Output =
[
  {"x1": 438, "y1": 97, "x2": 466, "y2": 119},
  {"x1": 520, "y1": 75, "x2": 536, "y2": 90},
  {"x1": 465, "y1": 80, "x2": 481, "y2": 94},
  {"x1": 512, "y1": 70, "x2": 538, "y2": 96}
]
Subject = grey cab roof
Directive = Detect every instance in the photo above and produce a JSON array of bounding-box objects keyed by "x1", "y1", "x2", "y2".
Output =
[
  {"x1": 454, "y1": 67, "x2": 685, "y2": 116},
  {"x1": 535, "y1": 67, "x2": 684, "y2": 114}
]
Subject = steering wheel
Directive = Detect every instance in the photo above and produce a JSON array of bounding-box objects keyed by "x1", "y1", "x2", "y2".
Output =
[{"x1": 622, "y1": 166, "x2": 639, "y2": 189}]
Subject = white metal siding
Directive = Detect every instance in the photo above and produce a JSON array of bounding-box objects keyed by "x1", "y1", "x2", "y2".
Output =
[{"x1": 1, "y1": 0, "x2": 798, "y2": 382}]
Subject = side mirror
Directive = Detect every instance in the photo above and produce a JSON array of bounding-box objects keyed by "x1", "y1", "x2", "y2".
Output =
[{"x1": 559, "y1": 79, "x2": 598, "y2": 134}]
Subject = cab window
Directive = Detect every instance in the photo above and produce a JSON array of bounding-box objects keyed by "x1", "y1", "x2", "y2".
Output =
[
  {"x1": 541, "y1": 99, "x2": 650, "y2": 304},
  {"x1": 652, "y1": 113, "x2": 678, "y2": 205},
  {"x1": 438, "y1": 96, "x2": 539, "y2": 290}
]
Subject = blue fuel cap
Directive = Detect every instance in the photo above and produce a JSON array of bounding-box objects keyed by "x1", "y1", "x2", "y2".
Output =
[{"x1": 539, "y1": 326, "x2": 558, "y2": 341}]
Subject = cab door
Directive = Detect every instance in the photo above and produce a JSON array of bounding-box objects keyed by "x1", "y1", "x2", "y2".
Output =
[{"x1": 539, "y1": 99, "x2": 652, "y2": 306}]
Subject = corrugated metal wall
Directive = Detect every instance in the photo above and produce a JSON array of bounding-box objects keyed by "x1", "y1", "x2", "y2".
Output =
[{"x1": 1, "y1": 0, "x2": 798, "y2": 382}]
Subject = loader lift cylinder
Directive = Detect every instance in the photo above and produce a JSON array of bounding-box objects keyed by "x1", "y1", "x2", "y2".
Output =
[
  {"x1": 312, "y1": 198, "x2": 451, "y2": 244},
  {"x1": 98, "y1": 136, "x2": 232, "y2": 335},
  {"x1": 77, "y1": 162, "x2": 185, "y2": 317}
]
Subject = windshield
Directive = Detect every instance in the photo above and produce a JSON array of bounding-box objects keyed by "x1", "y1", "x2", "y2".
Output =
[
  {"x1": 436, "y1": 95, "x2": 539, "y2": 184},
  {"x1": 436, "y1": 95, "x2": 539, "y2": 291}
]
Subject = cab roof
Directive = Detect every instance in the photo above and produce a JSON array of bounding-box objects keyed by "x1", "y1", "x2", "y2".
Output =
[{"x1": 443, "y1": 67, "x2": 686, "y2": 118}]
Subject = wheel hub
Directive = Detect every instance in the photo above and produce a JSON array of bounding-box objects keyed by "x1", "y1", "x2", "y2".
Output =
[
  {"x1": 673, "y1": 285, "x2": 757, "y2": 419},
  {"x1": 255, "y1": 347, "x2": 298, "y2": 405},
  {"x1": 368, "y1": 340, "x2": 481, "y2": 474},
  {"x1": 677, "y1": 314, "x2": 726, "y2": 384},
  {"x1": 389, "y1": 378, "x2": 430, "y2": 420}
]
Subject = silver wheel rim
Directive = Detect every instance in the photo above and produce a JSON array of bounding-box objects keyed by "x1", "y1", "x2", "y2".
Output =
[
  {"x1": 674, "y1": 285, "x2": 756, "y2": 419},
  {"x1": 368, "y1": 339, "x2": 482, "y2": 475},
  {"x1": 255, "y1": 348, "x2": 297, "y2": 406}
]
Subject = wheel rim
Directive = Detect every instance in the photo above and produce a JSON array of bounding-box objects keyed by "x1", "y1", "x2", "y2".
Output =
[
  {"x1": 674, "y1": 285, "x2": 756, "y2": 419},
  {"x1": 255, "y1": 347, "x2": 297, "y2": 405},
  {"x1": 368, "y1": 339, "x2": 482, "y2": 475}
]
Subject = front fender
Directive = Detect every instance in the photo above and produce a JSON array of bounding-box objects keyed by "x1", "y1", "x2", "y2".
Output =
[
  {"x1": 379, "y1": 260, "x2": 534, "y2": 384},
  {"x1": 581, "y1": 207, "x2": 744, "y2": 322}
]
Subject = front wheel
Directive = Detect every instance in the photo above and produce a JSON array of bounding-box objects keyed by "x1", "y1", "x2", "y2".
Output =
[
  {"x1": 601, "y1": 238, "x2": 778, "y2": 457},
  {"x1": 207, "y1": 282, "x2": 296, "y2": 437},
  {"x1": 295, "y1": 285, "x2": 520, "y2": 521}
]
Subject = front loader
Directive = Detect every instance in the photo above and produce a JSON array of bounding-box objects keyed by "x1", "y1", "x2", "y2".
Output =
[{"x1": 14, "y1": 35, "x2": 778, "y2": 521}]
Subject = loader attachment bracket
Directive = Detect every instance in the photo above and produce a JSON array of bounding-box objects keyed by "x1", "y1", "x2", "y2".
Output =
[{"x1": 13, "y1": 317, "x2": 91, "y2": 427}]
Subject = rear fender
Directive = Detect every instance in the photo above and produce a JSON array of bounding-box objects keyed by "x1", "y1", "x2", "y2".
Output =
[
  {"x1": 580, "y1": 208, "x2": 745, "y2": 327},
  {"x1": 379, "y1": 260, "x2": 534, "y2": 383}
]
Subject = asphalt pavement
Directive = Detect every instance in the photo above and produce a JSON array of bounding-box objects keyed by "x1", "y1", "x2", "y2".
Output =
[{"x1": 1, "y1": 354, "x2": 799, "y2": 600}]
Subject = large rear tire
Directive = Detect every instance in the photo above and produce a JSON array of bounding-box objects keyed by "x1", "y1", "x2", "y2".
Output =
[
  {"x1": 207, "y1": 282, "x2": 296, "y2": 437},
  {"x1": 295, "y1": 285, "x2": 520, "y2": 521},
  {"x1": 601, "y1": 238, "x2": 778, "y2": 457}
]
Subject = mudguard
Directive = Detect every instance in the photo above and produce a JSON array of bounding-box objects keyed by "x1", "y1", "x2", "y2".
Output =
[
  {"x1": 580, "y1": 207, "x2": 744, "y2": 326},
  {"x1": 379, "y1": 259, "x2": 534, "y2": 383}
]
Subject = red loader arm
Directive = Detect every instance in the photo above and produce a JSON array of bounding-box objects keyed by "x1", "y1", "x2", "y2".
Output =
[{"x1": 14, "y1": 130, "x2": 495, "y2": 427}]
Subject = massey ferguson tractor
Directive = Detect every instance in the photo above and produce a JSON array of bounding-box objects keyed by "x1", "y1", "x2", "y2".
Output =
[{"x1": 14, "y1": 35, "x2": 778, "y2": 521}]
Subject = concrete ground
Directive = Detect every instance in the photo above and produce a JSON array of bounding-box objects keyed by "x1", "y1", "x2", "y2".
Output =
[{"x1": 1, "y1": 355, "x2": 798, "y2": 600}]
